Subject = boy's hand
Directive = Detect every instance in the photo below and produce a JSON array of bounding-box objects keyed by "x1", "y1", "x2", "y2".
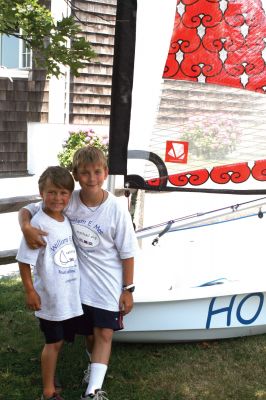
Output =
[
  {"x1": 25, "y1": 289, "x2": 41, "y2": 311},
  {"x1": 23, "y1": 225, "x2": 47, "y2": 248},
  {"x1": 119, "y1": 291, "x2": 134, "y2": 315}
]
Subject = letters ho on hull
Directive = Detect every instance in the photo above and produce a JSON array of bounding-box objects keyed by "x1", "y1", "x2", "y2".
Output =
[{"x1": 114, "y1": 291, "x2": 266, "y2": 343}]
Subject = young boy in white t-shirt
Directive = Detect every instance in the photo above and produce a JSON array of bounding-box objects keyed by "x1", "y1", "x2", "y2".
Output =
[
  {"x1": 18, "y1": 147, "x2": 139, "y2": 400},
  {"x1": 16, "y1": 166, "x2": 83, "y2": 400}
]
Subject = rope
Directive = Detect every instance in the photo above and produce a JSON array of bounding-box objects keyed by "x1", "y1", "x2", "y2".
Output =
[
  {"x1": 136, "y1": 196, "x2": 266, "y2": 244},
  {"x1": 169, "y1": 211, "x2": 265, "y2": 234}
]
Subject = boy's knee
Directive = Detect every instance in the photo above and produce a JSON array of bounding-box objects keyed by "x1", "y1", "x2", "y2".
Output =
[
  {"x1": 44, "y1": 339, "x2": 64, "y2": 352},
  {"x1": 94, "y1": 327, "x2": 113, "y2": 343}
]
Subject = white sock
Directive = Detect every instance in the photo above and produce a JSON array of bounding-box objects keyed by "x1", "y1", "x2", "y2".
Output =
[{"x1": 85, "y1": 363, "x2": 108, "y2": 395}]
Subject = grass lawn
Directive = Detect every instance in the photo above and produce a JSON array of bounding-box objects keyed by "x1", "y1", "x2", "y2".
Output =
[{"x1": 1, "y1": 276, "x2": 266, "y2": 400}]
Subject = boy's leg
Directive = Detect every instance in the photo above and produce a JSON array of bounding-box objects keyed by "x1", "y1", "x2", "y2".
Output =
[
  {"x1": 84, "y1": 327, "x2": 113, "y2": 396},
  {"x1": 82, "y1": 335, "x2": 94, "y2": 384},
  {"x1": 85, "y1": 334, "x2": 94, "y2": 356},
  {"x1": 41, "y1": 340, "x2": 64, "y2": 399},
  {"x1": 92, "y1": 327, "x2": 112, "y2": 364}
]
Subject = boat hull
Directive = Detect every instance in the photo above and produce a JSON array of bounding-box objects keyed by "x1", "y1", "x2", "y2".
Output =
[
  {"x1": 114, "y1": 287, "x2": 266, "y2": 342},
  {"x1": 114, "y1": 326, "x2": 266, "y2": 343}
]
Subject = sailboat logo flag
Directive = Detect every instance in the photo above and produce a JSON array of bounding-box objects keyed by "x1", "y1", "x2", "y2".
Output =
[{"x1": 165, "y1": 140, "x2": 188, "y2": 163}]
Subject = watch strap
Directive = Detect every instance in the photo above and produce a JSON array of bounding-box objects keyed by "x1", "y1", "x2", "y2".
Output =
[{"x1": 122, "y1": 284, "x2": 135, "y2": 292}]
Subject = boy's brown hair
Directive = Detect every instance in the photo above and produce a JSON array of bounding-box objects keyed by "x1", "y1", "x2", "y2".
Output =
[
  {"x1": 38, "y1": 166, "x2": 75, "y2": 193},
  {"x1": 72, "y1": 146, "x2": 108, "y2": 174}
]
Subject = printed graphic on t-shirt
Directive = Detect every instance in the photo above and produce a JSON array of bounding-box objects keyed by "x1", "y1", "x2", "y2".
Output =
[
  {"x1": 71, "y1": 223, "x2": 100, "y2": 249},
  {"x1": 54, "y1": 244, "x2": 77, "y2": 268}
]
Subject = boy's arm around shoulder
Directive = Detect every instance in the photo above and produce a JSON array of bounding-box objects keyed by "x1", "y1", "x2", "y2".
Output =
[
  {"x1": 18, "y1": 205, "x2": 47, "y2": 248},
  {"x1": 18, "y1": 262, "x2": 41, "y2": 311}
]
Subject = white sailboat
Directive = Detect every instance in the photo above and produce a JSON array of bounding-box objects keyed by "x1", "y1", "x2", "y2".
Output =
[
  {"x1": 109, "y1": 0, "x2": 266, "y2": 342},
  {"x1": 114, "y1": 194, "x2": 266, "y2": 342}
]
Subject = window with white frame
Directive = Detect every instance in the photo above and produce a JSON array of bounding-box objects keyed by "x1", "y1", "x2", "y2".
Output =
[
  {"x1": 0, "y1": 32, "x2": 32, "y2": 69},
  {"x1": 21, "y1": 39, "x2": 31, "y2": 68}
]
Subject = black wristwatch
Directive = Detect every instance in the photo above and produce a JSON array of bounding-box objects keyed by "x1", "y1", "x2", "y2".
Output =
[{"x1": 122, "y1": 284, "x2": 135, "y2": 293}]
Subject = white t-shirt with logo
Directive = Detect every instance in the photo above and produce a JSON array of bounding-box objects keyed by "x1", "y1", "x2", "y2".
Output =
[
  {"x1": 65, "y1": 191, "x2": 138, "y2": 312},
  {"x1": 25, "y1": 191, "x2": 138, "y2": 312},
  {"x1": 16, "y1": 208, "x2": 83, "y2": 321}
]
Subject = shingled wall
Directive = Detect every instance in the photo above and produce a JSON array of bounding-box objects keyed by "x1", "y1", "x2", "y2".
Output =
[
  {"x1": 69, "y1": 0, "x2": 116, "y2": 125},
  {"x1": 0, "y1": 70, "x2": 48, "y2": 177}
]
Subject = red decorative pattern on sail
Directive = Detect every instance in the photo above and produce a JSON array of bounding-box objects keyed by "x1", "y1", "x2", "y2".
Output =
[
  {"x1": 163, "y1": 0, "x2": 266, "y2": 93},
  {"x1": 251, "y1": 159, "x2": 266, "y2": 180},
  {"x1": 168, "y1": 168, "x2": 209, "y2": 186},
  {"x1": 145, "y1": 160, "x2": 266, "y2": 188},
  {"x1": 147, "y1": 178, "x2": 165, "y2": 187},
  {"x1": 210, "y1": 162, "x2": 250, "y2": 184}
]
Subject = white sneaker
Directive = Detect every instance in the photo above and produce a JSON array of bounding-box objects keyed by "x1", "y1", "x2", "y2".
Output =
[
  {"x1": 80, "y1": 389, "x2": 109, "y2": 400},
  {"x1": 82, "y1": 363, "x2": 91, "y2": 385}
]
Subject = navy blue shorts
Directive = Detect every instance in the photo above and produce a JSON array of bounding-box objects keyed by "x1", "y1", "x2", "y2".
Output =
[
  {"x1": 74, "y1": 304, "x2": 124, "y2": 336},
  {"x1": 39, "y1": 316, "x2": 80, "y2": 344}
]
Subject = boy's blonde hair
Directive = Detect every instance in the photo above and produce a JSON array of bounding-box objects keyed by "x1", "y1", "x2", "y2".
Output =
[
  {"x1": 72, "y1": 146, "x2": 108, "y2": 174},
  {"x1": 38, "y1": 166, "x2": 74, "y2": 192}
]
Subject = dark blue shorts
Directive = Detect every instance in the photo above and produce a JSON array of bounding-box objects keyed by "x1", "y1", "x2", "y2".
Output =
[
  {"x1": 39, "y1": 316, "x2": 80, "y2": 344},
  {"x1": 74, "y1": 304, "x2": 124, "y2": 336}
]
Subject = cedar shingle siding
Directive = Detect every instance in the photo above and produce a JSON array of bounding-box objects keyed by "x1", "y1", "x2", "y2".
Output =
[
  {"x1": 0, "y1": 79, "x2": 27, "y2": 176},
  {"x1": 0, "y1": 70, "x2": 48, "y2": 177},
  {"x1": 69, "y1": 0, "x2": 116, "y2": 125}
]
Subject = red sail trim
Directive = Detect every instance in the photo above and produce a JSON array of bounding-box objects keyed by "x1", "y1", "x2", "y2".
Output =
[
  {"x1": 210, "y1": 162, "x2": 251, "y2": 184},
  {"x1": 146, "y1": 159, "x2": 266, "y2": 187},
  {"x1": 168, "y1": 169, "x2": 209, "y2": 186},
  {"x1": 252, "y1": 159, "x2": 266, "y2": 180},
  {"x1": 147, "y1": 178, "x2": 164, "y2": 187}
]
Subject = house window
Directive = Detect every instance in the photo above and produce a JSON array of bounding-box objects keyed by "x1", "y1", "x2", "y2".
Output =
[
  {"x1": 21, "y1": 40, "x2": 31, "y2": 68},
  {"x1": 0, "y1": 33, "x2": 32, "y2": 69},
  {"x1": 0, "y1": 34, "x2": 19, "y2": 68}
]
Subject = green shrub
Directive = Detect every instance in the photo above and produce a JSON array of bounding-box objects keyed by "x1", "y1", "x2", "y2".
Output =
[{"x1": 57, "y1": 129, "x2": 109, "y2": 170}]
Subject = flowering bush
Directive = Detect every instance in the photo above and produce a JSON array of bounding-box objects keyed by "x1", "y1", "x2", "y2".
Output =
[
  {"x1": 179, "y1": 115, "x2": 241, "y2": 159},
  {"x1": 57, "y1": 129, "x2": 109, "y2": 170}
]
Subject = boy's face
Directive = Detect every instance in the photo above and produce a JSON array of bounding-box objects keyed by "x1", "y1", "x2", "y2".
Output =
[
  {"x1": 74, "y1": 162, "x2": 108, "y2": 195},
  {"x1": 40, "y1": 179, "x2": 72, "y2": 216}
]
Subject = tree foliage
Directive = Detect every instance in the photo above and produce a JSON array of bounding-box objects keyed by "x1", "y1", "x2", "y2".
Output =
[{"x1": 0, "y1": 0, "x2": 96, "y2": 77}]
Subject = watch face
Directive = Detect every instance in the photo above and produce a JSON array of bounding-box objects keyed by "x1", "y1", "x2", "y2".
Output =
[{"x1": 124, "y1": 285, "x2": 135, "y2": 293}]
